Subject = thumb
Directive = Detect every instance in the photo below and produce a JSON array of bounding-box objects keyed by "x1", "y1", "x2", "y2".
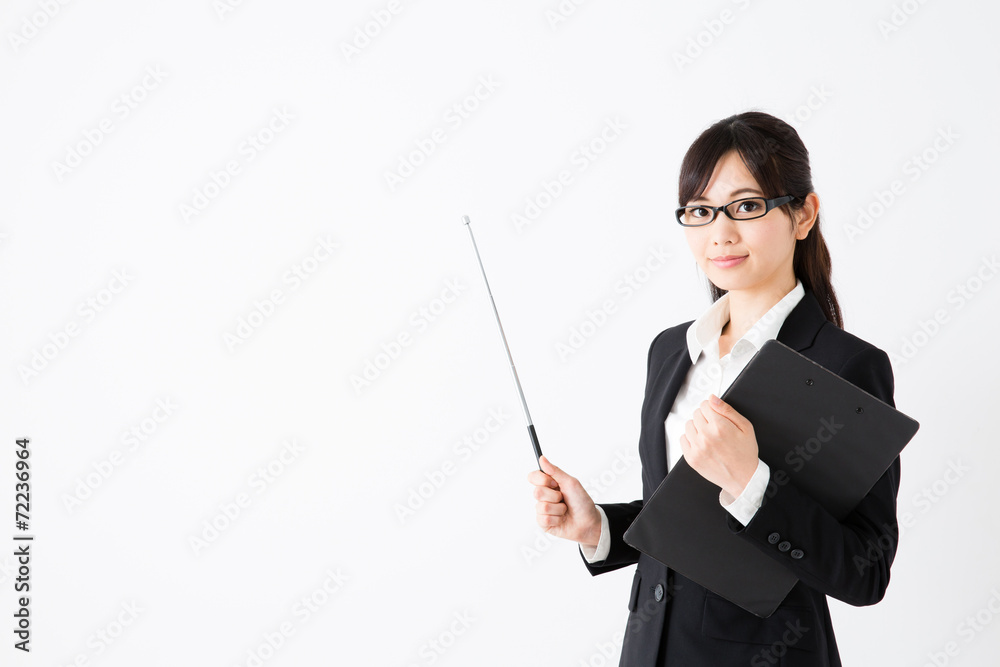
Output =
[
  {"x1": 538, "y1": 455, "x2": 567, "y2": 484},
  {"x1": 709, "y1": 394, "x2": 748, "y2": 429}
]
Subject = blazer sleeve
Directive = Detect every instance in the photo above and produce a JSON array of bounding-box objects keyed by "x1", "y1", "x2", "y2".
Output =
[
  {"x1": 578, "y1": 328, "x2": 671, "y2": 576},
  {"x1": 579, "y1": 500, "x2": 644, "y2": 573},
  {"x1": 727, "y1": 345, "x2": 902, "y2": 606}
]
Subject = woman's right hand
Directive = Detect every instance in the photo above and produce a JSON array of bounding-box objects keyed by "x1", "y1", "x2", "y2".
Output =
[{"x1": 527, "y1": 455, "x2": 602, "y2": 548}]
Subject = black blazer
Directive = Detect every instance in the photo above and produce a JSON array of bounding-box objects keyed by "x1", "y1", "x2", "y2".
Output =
[{"x1": 581, "y1": 288, "x2": 900, "y2": 667}]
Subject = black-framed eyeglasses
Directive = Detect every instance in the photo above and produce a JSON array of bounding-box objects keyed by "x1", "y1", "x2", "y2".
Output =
[{"x1": 674, "y1": 195, "x2": 796, "y2": 227}]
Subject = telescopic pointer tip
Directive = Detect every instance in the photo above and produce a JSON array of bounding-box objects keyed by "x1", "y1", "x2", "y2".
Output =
[{"x1": 462, "y1": 215, "x2": 471, "y2": 225}]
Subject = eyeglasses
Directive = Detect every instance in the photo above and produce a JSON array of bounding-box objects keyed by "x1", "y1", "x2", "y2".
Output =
[{"x1": 675, "y1": 195, "x2": 796, "y2": 227}]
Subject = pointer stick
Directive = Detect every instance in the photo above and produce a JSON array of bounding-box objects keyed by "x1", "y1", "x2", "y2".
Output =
[{"x1": 463, "y1": 215, "x2": 543, "y2": 470}]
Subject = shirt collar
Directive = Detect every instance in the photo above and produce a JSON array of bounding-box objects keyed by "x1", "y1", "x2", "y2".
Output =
[{"x1": 685, "y1": 279, "x2": 806, "y2": 364}]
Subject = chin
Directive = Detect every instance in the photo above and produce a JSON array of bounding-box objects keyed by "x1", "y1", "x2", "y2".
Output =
[
  {"x1": 704, "y1": 270, "x2": 745, "y2": 289},
  {"x1": 702, "y1": 263, "x2": 757, "y2": 292}
]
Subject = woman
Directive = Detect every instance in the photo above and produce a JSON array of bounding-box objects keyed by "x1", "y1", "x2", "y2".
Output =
[{"x1": 527, "y1": 111, "x2": 900, "y2": 666}]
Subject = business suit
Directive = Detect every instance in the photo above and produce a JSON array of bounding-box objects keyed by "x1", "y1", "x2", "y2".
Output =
[{"x1": 581, "y1": 287, "x2": 900, "y2": 666}]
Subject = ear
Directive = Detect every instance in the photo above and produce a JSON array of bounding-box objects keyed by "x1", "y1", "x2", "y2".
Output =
[{"x1": 793, "y1": 192, "x2": 819, "y2": 240}]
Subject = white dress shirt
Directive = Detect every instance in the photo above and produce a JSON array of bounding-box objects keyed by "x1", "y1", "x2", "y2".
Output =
[{"x1": 581, "y1": 280, "x2": 806, "y2": 563}]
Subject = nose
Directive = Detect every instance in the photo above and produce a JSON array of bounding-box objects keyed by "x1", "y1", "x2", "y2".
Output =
[{"x1": 709, "y1": 213, "x2": 739, "y2": 246}]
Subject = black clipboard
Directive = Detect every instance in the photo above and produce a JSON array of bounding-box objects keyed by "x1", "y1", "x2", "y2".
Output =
[{"x1": 622, "y1": 339, "x2": 919, "y2": 618}]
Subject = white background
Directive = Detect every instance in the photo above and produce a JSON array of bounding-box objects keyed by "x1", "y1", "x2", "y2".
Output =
[{"x1": 2, "y1": 0, "x2": 998, "y2": 665}]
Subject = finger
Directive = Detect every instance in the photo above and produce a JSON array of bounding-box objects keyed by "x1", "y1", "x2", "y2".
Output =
[
  {"x1": 533, "y1": 485, "x2": 563, "y2": 503},
  {"x1": 526, "y1": 470, "x2": 558, "y2": 489},
  {"x1": 536, "y1": 501, "x2": 567, "y2": 516},
  {"x1": 684, "y1": 419, "x2": 699, "y2": 448},
  {"x1": 699, "y1": 400, "x2": 724, "y2": 431},
  {"x1": 678, "y1": 433, "x2": 690, "y2": 454}
]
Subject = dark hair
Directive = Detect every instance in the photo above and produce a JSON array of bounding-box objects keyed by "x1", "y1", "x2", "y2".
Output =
[{"x1": 677, "y1": 111, "x2": 842, "y2": 328}]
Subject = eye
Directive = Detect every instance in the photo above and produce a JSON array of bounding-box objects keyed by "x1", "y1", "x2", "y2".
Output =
[
  {"x1": 690, "y1": 207, "x2": 710, "y2": 218},
  {"x1": 737, "y1": 200, "x2": 761, "y2": 214}
]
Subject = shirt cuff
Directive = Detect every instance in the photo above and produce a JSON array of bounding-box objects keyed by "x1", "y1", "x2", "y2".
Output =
[
  {"x1": 719, "y1": 459, "x2": 770, "y2": 526},
  {"x1": 580, "y1": 505, "x2": 611, "y2": 563}
]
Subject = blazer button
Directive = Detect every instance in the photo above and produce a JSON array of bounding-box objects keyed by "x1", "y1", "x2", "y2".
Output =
[
  {"x1": 791, "y1": 549, "x2": 804, "y2": 559},
  {"x1": 778, "y1": 541, "x2": 791, "y2": 552},
  {"x1": 653, "y1": 584, "x2": 664, "y2": 602},
  {"x1": 767, "y1": 532, "x2": 781, "y2": 544}
]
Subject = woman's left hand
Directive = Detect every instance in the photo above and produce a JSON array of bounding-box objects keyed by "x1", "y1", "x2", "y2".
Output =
[{"x1": 679, "y1": 394, "x2": 759, "y2": 498}]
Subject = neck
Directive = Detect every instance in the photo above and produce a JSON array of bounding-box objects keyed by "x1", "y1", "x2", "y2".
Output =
[{"x1": 722, "y1": 275, "x2": 797, "y2": 340}]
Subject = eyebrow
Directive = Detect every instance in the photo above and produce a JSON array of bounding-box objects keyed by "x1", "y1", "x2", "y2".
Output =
[{"x1": 689, "y1": 187, "x2": 764, "y2": 203}]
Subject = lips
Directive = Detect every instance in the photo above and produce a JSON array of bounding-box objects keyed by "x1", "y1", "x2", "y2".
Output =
[{"x1": 710, "y1": 255, "x2": 748, "y2": 268}]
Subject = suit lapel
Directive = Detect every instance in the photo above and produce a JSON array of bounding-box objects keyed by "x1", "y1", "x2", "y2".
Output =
[
  {"x1": 775, "y1": 288, "x2": 827, "y2": 353},
  {"x1": 642, "y1": 346, "x2": 691, "y2": 487}
]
